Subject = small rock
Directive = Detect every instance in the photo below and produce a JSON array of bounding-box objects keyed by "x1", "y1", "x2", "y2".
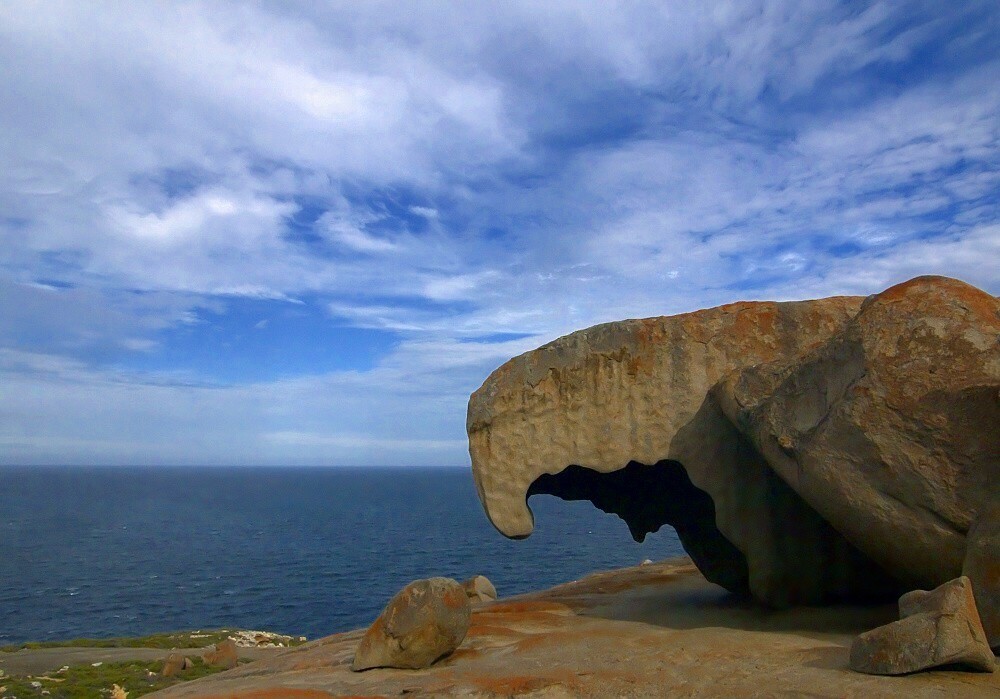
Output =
[
  {"x1": 462, "y1": 575, "x2": 498, "y2": 602},
  {"x1": 161, "y1": 653, "x2": 189, "y2": 677},
  {"x1": 352, "y1": 577, "x2": 471, "y2": 671},
  {"x1": 202, "y1": 638, "x2": 239, "y2": 669},
  {"x1": 850, "y1": 576, "x2": 996, "y2": 675}
]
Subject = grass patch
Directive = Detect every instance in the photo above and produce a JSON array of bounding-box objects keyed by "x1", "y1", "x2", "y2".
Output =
[
  {"x1": 1, "y1": 630, "x2": 305, "y2": 653},
  {"x1": 0, "y1": 655, "x2": 243, "y2": 698}
]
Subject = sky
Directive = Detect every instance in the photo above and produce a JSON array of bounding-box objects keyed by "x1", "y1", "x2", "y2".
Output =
[{"x1": 1, "y1": 1, "x2": 997, "y2": 466}]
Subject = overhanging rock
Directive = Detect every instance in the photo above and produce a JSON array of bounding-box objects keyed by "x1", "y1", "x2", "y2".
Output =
[{"x1": 467, "y1": 276, "x2": 999, "y2": 617}]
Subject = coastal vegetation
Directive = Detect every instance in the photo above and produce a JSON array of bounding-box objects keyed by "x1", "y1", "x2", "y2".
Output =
[
  {"x1": 1, "y1": 629, "x2": 305, "y2": 653},
  {"x1": 0, "y1": 630, "x2": 306, "y2": 698},
  {"x1": 0, "y1": 655, "x2": 228, "y2": 698}
]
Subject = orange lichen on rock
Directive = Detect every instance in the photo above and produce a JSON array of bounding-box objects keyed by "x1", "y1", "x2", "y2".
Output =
[
  {"x1": 198, "y1": 690, "x2": 340, "y2": 699},
  {"x1": 465, "y1": 669, "x2": 583, "y2": 696},
  {"x1": 476, "y1": 600, "x2": 573, "y2": 616}
]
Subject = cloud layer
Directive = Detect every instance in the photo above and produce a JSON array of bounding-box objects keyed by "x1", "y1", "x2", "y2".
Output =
[{"x1": 1, "y1": 1, "x2": 997, "y2": 464}]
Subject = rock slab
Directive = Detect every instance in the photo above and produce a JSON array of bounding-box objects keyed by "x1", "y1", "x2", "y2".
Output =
[
  {"x1": 850, "y1": 576, "x2": 996, "y2": 675},
  {"x1": 351, "y1": 577, "x2": 471, "y2": 671}
]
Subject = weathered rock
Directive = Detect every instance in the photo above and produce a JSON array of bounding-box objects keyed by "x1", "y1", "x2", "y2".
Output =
[
  {"x1": 202, "y1": 638, "x2": 238, "y2": 669},
  {"x1": 964, "y1": 504, "x2": 1000, "y2": 649},
  {"x1": 351, "y1": 577, "x2": 471, "y2": 671},
  {"x1": 468, "y1": 275, "x2": 999, "y2": 609},
  {"x1": 850, "y1": 576, "x2": 996, "y2": 675},
  {"x1": 467, "y1": 291, "x2": 881, "y2": 605},
  {"x1": 161, "y1": 652, "x2": 189, "y2": 677},
  {"x1": 462, "y1": 575, "x2": 498, "y2": 602},
  {"x1": 719, "y1": 276, "x2": 1000, "y2": 594},
  {"x1": 142, "y1": 559, "x2": 1000, "y2": 698}
]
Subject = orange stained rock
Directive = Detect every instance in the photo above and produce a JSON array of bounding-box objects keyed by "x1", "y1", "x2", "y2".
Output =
[
  {"x1": 196, "y1": 690, "x2": 340, "y2": 699},
  {"x1": 475, "y1": 599, "x2": 572, "y2": 615},
  {"x1": 465, "y1": 669, "x2": 584, "y2": 696}
]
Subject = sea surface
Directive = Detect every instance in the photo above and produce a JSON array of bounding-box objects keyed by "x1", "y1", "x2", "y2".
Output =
[{"x1": 0, "y1": 466, "x2": 683, "y2": 644}]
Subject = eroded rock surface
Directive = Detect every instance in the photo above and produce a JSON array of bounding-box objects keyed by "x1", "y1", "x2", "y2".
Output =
[
  {"x1": 468, "y1": 276, "x2": 999, "y2": 608},
  {"x1": 351, "y1": 577, "x2": 471, "y2": 671},
  {"x1": 719, "y1": 276, "x2": 1000, "y2": 594},
  {"x1": 850, "y1": 576, "x2": 996, "y2": 675},
  {"x1": 148, "y1": 559, "x2": 1000, "y2": 698}
]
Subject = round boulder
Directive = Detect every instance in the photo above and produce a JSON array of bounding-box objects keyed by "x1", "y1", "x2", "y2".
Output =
[
  {"x1": 351, "y1": 577, "x2": 471, "y2": 671},
  {"x1": 462, "y1": 575, "x2": 498, "y2": 602},
  {"x1": 202, "y1": 638, "x2": 238, "y2": 669}
]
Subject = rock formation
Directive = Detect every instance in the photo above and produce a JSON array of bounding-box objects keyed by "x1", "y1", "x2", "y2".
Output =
[
  {"x1": 850, "y1": 576, "x2": 995, "y2": 675},
  {"x1": 352, "y1": 577, "x2": 471, "y2": 671},
  {"x1": 468, "y1": 276, "x2": 999, "y2": 619}
]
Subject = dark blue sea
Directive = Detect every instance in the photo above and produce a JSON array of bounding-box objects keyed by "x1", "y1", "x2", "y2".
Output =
[{"x1": 0, "y1": 466, "x2": 682, "y2": 644}]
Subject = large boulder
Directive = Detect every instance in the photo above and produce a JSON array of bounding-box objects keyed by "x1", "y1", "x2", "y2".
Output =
[
  {"x1": 718, "y1": 276, "x2": 999, "y2": 593},
  {"x1": 468, "y1": 276, "x2": 999, "y2": 609},
  {"x1": 850, "y1": 576, "x2": 995, "y2": 675},
  {"x1": 352, "y1": 577, "x2": 471, "y2": 671}
]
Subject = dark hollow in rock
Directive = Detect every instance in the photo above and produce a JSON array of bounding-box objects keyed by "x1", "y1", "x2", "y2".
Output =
[
  {"x1": 527, "y1": 458, "x2": 902, "y2": 607},
  {"x1": 528, "y1": 460, "x2": 750, "y2": 597}
]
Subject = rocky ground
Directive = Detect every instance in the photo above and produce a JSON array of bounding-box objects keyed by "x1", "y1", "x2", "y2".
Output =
[{"x1": 144, "y1": 557, "x2": 998, "y2": 698}]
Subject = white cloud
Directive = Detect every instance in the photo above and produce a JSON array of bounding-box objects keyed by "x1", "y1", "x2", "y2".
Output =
[
  {"x1": 0, "y1": 1, "x2": 996, "y2": 464},
  {"x1": 422, "y1": 272, "x2": 500, "y2": 302},
  {"x1": 321, "y1": 213, "x2": 398, "y2": 253}
]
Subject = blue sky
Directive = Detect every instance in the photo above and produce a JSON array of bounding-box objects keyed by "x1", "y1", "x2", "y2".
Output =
[{"x1": 1, "y1": 1, "x2": 997, "y2": 466}]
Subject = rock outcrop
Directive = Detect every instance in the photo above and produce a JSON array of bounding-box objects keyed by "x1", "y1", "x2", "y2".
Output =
[
  {"x1": 850, "y1": 576, "x2": 995, "y2": 675},
  {"x1": 146, "y1": 558, "x2": 1000, "y2": 698},
  {"x1": 468, "y1": 276, "x2": 999, "y2": 612},
  {"x1": 351, "y1": 577, "x2": 471, "y2": 671}
]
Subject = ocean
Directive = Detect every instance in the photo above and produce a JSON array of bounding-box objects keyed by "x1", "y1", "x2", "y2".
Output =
[{"x1": 0, "y1": 466, "x2": 683, "y2": 644}]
